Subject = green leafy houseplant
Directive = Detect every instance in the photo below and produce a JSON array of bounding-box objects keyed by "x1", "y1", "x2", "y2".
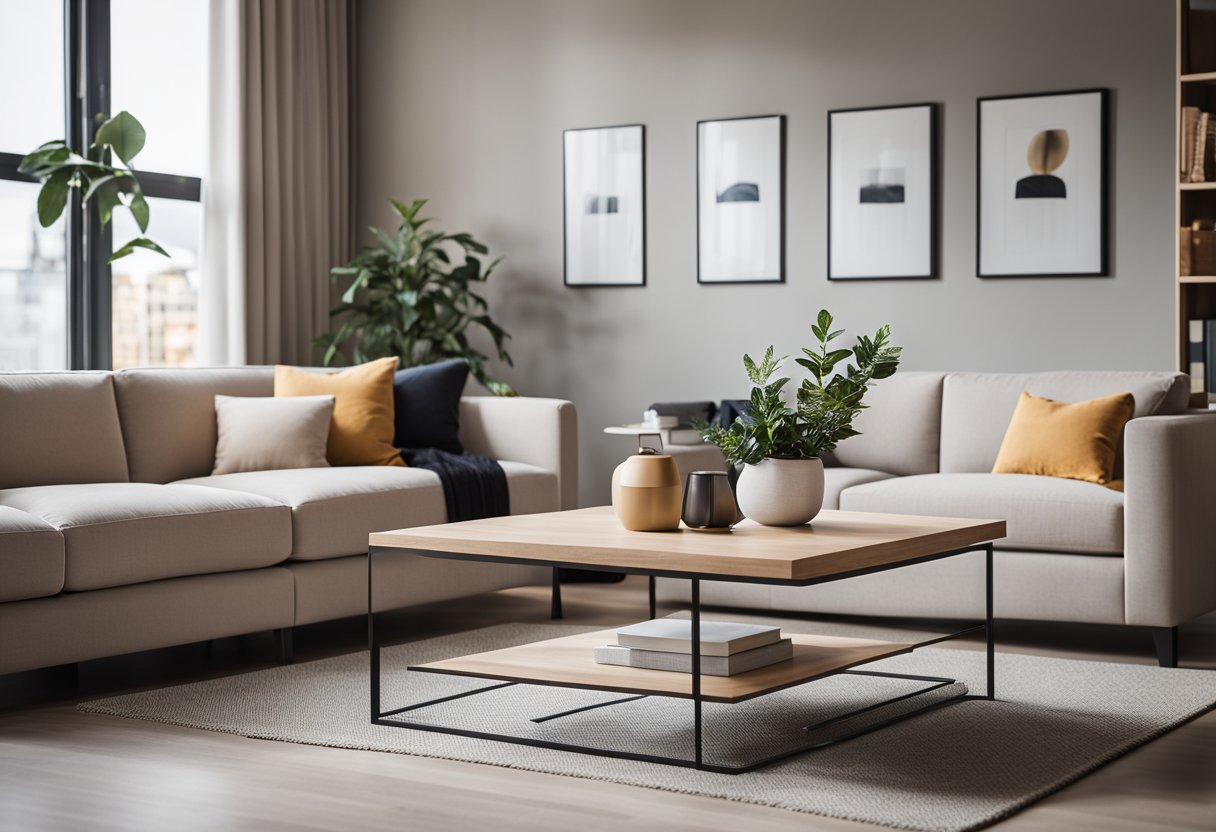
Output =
[
  {"x1": 315, "y1": 199, "x2": 516, "y2": 396},
  {"x1": 19, "y1": 111, "x2": 169, "y2": 263},
  {"x1": 698, "y1": 310, "x2": 902, "y2": 466}
]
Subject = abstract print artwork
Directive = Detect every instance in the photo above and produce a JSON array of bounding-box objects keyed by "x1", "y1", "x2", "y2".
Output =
[
  {"x1": 563, "y1": 124, "x2": 645, "y2": 286},
  {"x1": 829, "y1": 103, "x2": 936, "y2": 280},
  {"x1": 977, "y1": 89, "x2": 1108, "y2": 277},
  {"x1": 697, "y1": 115, "x2": 785, "y2": 283}
]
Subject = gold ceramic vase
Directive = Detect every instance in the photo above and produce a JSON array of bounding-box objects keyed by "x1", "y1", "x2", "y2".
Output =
[{"x1": 611, "y1": 444, "x2": 682, "y2": 531}]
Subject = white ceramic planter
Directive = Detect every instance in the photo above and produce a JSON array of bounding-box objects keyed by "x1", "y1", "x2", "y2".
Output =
[{"x1": 735, "y1": 457, "x2": 825, "y2": 527}]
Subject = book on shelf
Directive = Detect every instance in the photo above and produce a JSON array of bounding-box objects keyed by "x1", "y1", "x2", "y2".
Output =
[
  {"x1": 1183, "y1": 106, "x2": 1200, "y2": 180},
  {"x1": 1190, "y1": 320, "x2": 1205, "y2": 397},
  {"x1": 593, "y1": 639, "x2": 794, "y2": 676},
  {"x1": 1207, "y1": 320, "x2": 1216, "y2": 405},
  {"x1": 1191, "y1": 112, "x2": 1211, "y2": 183},
  {"x1": 614, "y1": 618, "x2": 781, "y2": 656}
]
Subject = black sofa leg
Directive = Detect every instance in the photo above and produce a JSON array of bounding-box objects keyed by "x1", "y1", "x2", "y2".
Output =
[
  {"x1": 275, "y1": 628, "x2": 294, "y2": 665},
  {"x1": 1151, "y1": 626, "x2": 1179, "y2": 668},
  {"x1": 550, "y1": 569, "x2": 563, "y2": 620}
]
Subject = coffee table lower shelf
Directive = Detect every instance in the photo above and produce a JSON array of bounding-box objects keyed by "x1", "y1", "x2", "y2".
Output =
[{"x1": 409, "y1": 629, "x2": 916, "y2": 704}]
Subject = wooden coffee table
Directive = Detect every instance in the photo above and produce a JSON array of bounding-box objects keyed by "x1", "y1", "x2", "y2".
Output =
[{"x1": 368, "y1": 506, "x2": 1005, "y2": 774}]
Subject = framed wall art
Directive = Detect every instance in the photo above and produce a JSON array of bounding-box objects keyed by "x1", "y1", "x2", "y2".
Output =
[
  {"x1": 563, "y1": 124, "x2": 645, "y2": 287},
  {"x1": 977, "y1": 88, "x2": 1109, "y2": 278},
  {"x1": 697, "y1": 115, "x2": 785, "y2": 284},
  {"x1": 828, "y1": 103, "x2": 937, "y2": 280}
]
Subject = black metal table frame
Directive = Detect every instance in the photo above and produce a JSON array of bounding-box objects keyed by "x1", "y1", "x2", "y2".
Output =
[{"x1": 368, "y1": 541, "x2": 996, "y2": 775}]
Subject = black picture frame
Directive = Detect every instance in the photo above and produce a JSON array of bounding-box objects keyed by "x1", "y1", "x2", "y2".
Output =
[
  {"x1": 562, "y1": 123, "x2": 646, "y2": 288},
  {"x1": 827, "y1": 102, "x2": 939, "y2": 281},
  {"x1": 976, "y1": 88, "x2": 1110, "y2": 279},
  {"x1": 696, "y1": 114, "x2": 786, "y2": 285}
]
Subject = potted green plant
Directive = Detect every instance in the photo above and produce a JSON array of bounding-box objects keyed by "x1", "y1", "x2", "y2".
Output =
[
  {"x1": 316, "y1": 198, "x2": 516, "y2": 395},
  {"x1": 698, "y1": 310, "x2": 902, "y2": 526}
]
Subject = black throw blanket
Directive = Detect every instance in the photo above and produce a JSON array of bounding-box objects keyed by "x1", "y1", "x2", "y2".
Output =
[{"x1": 399, "y1": 447, "x2": 510, "y2": 522}]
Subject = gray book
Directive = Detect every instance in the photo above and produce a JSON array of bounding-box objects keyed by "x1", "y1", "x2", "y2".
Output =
[
  {"x1": 615, "y1": 618, "x2": 781, "y2": 656},
  {"x1": 593, "y1": 639, "x2": 794, "y2": 676}
]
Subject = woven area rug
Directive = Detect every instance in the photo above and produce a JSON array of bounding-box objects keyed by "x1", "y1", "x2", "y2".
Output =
[{"x1": 79, "y1": 623, "x2": 1216, "y2": 832}]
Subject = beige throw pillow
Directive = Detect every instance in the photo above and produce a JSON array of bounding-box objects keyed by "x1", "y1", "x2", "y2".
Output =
[{"x1": 213, "y1": 395, "x2": 335, "y2": 475}]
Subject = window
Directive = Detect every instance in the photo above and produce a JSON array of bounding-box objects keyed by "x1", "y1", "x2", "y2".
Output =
[
  {"x1": 0, "y1": 0, "x2": 67, "y2": 370},
  {"x1": 0, "y1": 0, "x2": 206, "y2": 371},
  {"x1": 110, "y1": 0, "x2": 208, "y2": 368}
]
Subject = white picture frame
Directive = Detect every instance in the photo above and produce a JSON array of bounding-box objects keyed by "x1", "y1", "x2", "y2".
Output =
[
  {"x1": 563, "y1": 124, "x2": 645, "y2": 287},
  {"x1": 697, "y1": 115, "x2": 784, "y2": 284},
  {"x1": 828, "y1": 103, "x2": 937, "y2": 280},
  {"x1": 977, "y1": 89, "x2": 1109, "y2": 278}
]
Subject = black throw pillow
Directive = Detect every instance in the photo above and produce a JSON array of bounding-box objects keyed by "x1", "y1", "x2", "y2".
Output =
[{"x1": 392, "y1": 359, "x2": 469, "y2": 454}]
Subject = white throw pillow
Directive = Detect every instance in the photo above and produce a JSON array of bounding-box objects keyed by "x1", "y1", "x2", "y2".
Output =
[{"x1": 212, "y1": 395, "x2": 335, "y2": 475}]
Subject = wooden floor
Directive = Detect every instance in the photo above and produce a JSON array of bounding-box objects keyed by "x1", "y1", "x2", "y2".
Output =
[{"x1": 1, "y1": 577, "x2": 1214, "y2": 832}]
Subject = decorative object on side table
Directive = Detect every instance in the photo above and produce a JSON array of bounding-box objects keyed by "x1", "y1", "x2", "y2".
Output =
[
  {"x1": 681, "y1": 470, "x2": 737, "y2": 531},
  {"x1": 563, "y1": 124, "x2": 646, "y2": 287},
  {"x1": 316, "y1": 198, "x2": 517, "y2": 395},
  {"x1": 611, "y1": 436, "x2": 682, "y2": 531},
  {"x1": 697, "y1": 115, "x2": 785, "y2": 284},
  {"x1": 697, "y1": 309, "x2": 902, "y2": 526},
  {"x1": 977, "y1": 88, "x2": 1109, "y2": 277},
  {"x1": 828, "y1": 103, "x2": 937, "y2": 280}
]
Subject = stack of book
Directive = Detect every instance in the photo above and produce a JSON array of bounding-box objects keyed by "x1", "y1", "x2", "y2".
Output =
[
  {"x1": 1181, "y1": 106, "x2": 1216, "y2": 183},
  {"x1": 1187, "y1": 319, "x2": 1216, "y2": 404},
  {"x1": 593, "y1": 619, "x2": 793, "y2": 677}
]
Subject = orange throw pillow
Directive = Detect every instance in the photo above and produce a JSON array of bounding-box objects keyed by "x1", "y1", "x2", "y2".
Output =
[
  {"x1": 274, "y1": 357, "x2": 405, "y2": 467},
  {"x1": 992, "y1": 390, "x2": 1135, "y2": 485}
]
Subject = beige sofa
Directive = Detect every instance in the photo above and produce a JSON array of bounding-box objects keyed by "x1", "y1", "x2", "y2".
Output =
[
  {"x1": 0, "y1": 368, "x2": 576, "y2": 676},
  {"x1": 659, "y1": 371, "x2": 1216, "y2": 666}
]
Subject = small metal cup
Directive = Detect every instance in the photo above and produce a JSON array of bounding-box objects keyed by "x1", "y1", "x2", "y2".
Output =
[{"x1": 681, "y1": 470, "x2": 738, "y2": 529}]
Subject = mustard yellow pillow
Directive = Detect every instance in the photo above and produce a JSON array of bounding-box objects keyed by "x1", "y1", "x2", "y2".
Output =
[
  {"x1": 274, "y1": 357, "x2": 405, "y2": 467},
  {"x1": 992, "y1": 391, "x2": 1135, "y2": 485}
]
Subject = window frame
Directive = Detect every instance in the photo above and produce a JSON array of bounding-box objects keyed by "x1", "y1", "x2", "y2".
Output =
[{"x1": 0, "y1": 0, "x2": 203, "y2": 371}]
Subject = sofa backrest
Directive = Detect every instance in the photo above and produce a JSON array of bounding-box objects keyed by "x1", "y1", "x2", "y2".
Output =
[
  {"x1": 939, "y1": 371, "x2": 1191, "y2": 473},
  {"x1": 832, "y1": 372, "x2": 945, "y2": 476},
  {"x1": 0, "y1": 371, "x2": 130, "y2": 488},
  {"x1": 114, "y1": 367, "x2": 274, "y2": 483}
]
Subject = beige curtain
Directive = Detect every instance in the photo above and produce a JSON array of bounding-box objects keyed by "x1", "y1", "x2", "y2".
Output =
[{"x1": 242, "y1": 0, "x2": 354, "y2": 365}]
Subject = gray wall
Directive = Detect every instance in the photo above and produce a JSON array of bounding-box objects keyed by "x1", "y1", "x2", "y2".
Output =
[{"x1": 357, "y1": 0, "x2": 1176, "y2": 506}]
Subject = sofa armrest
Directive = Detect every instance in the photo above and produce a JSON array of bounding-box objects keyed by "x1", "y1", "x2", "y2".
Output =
[
  {"x1": 458, "y1": 397, "x2": 578, "y2": 510},
  {"x1": 1123, "y1": 413, "x2": 1216, "y2": 626}
]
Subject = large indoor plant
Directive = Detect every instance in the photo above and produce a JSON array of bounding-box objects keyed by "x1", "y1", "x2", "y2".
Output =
[
  {"x1": 19, "y1": 110, "x2": 169, "y2": 262},
  {"x1": 316, "y1": 198, "x2": 516, "y2": 395},
  {"x1": 698, "y1": 310, "x2": 902, "y2": 525}
]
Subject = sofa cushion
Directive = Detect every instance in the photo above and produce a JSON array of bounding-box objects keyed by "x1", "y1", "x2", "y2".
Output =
[
  {"x1": 0, "y1": 372, "x2": 129, "y2": 489},
  {"x1": 114, "y1": 367, "x2": 275, "y2": 483},
  {"x1": 823, "y1": 467, "x2": 897, "y2": 510},
  {"x1": 0, "y1": 506, "x2": 65, "y2": 602},
  {"x1": 393, "y1": 359, "x2": 469, "y2": 454},
  {"x1": 213, "y1": 394, "x2": 335, "y2": 474},
  {"x1": 939, "y1": 371, "x2": 1190, "y2": 474},
  {"x1": 992, "y1": 391, "x2": 1134, "y2": 485},
  {"x1": 839, "y1": 473, "x2": 1123, "y2": 555},
  {"x1": 831, "y1": 372, "x2": 945, "y2": 476},
  {"x1": 177, "y1": 461, "x2": 559, "y2": 561},
  {"x1": 0, "y1": 483, "x2": 292, "y2": 591},
  {"x1": 275, "y1": 358, "x2": 405, "y2": 467}
]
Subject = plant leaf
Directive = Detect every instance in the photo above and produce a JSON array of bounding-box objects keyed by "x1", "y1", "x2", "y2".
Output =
[
  {"x1": 128, "y1": 189, "x2": 150, "y2": 233},
  {"x1": 93, "y1": 111, "x2": 146, "y2": 165},
  {"x1": 109, "y1": 236, "x2": 169, "y2": 263},
  {"x1": 37, "y1": 169, "x2": 73, "y2": 227}
]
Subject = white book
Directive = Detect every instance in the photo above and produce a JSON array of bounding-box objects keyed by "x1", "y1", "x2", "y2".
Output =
[
  {"x1": 614, "y1": 619, "x2": 781, "y2": 656},
  {"x1": 593, "y1": 639, "x2": 794, "y2": 676}
]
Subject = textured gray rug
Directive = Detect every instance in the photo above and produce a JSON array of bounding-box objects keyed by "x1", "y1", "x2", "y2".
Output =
[{"x1": 79, "y1": 623, "x2": 1216, "y2": 832}]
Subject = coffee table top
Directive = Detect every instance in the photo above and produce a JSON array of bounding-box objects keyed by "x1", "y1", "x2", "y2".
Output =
[{"x1": 370, "y1": 506, "x2": 1005, "y2": 584}]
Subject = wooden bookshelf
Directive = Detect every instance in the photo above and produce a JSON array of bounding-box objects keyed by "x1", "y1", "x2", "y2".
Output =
[{"x1": 1176, "y1": 1, "x2": 1216, "y2": 404}]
